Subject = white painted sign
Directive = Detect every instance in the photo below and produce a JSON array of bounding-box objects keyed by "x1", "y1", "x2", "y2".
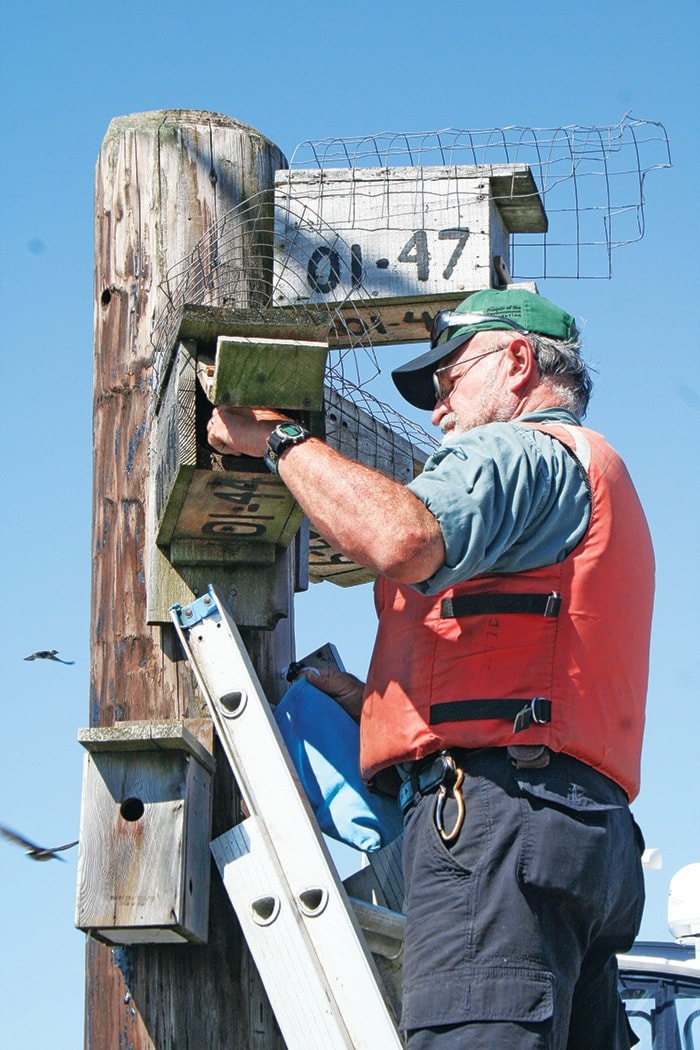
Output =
[{"x1": 273, "y1": 164, "x2": 546, "y2": 343}]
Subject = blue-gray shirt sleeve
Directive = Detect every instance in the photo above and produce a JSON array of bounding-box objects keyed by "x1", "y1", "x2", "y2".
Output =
[{"x1": 407, "y1": 420, "x2": 591, "y2": 596}]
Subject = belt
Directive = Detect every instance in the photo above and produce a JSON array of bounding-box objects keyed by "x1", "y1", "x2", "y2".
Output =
[{"x1": 397, "y1": 745, "x2": 551, "y2": 814}]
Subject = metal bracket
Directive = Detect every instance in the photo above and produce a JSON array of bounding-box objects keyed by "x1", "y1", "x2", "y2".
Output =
[{"x1": 171, "y1": 588, "x2": 220, "y2": 629}]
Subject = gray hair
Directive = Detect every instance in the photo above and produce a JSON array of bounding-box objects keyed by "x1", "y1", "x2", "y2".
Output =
[{"x1": 527, "y1": 332, "x2": 593, "y2": 416}]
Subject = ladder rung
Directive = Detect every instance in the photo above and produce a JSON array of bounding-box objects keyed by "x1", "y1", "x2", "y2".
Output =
[{"x1": 349, "y1": 898, "x2": 405, "y2": 960}]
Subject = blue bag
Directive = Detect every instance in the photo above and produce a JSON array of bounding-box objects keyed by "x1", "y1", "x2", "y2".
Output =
[{"x1": 274, "y1": 677, "x2": 403, "y2": 853}]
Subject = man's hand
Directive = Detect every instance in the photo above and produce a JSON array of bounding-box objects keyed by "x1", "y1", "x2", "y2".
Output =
[
  {"x1": 207, "y1": 405, "x2": 292, "y2": 458},
  {"x1": 300, "y1": 667, "x2": 365, "y2": 724}
]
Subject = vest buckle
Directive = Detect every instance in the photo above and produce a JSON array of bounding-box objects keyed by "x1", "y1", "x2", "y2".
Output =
[{"x1": 513, "y1": 696, "x2": 552, "y2": 733}]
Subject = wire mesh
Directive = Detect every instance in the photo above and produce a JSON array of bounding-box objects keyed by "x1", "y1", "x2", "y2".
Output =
[
  {"x1": 288, "y1": 116, "x2": 671, "y2": 281},
  {"x1": 151, "y1": 117, "x2": 670, "y2": 454}
]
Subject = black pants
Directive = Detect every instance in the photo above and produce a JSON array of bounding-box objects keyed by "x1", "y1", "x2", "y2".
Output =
[{"x1": 400, "y1": 749, "x2": 644, "y2": 1049}]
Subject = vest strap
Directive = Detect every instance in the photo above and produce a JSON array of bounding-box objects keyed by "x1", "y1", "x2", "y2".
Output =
[
  {"x1": 440, "y1": 592, "x2": 562, "y2": 618},
  {"x1": 430, "y1": 696, "x2": 552, "y2": 734}
]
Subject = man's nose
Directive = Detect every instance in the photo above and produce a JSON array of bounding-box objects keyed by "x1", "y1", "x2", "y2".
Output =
[{"x1": 431, "y1": 400, "x2": 449, "y2": 426}]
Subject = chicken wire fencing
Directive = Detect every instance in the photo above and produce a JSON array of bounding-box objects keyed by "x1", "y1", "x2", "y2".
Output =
[
  {"x1": 287, "y1": 117, "x2": 672, "y2": 281},
  {"x1": 151, "y1": 116, "x2": 670, "y2": 451}
]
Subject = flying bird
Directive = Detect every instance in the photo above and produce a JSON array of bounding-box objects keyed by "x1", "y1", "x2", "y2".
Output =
[
  {"x1": 24, "y1": 649, "x2": 75, "y2": 665},
  {"x1": 0, "y1": 824, "x2": 79, "y2": 861}
]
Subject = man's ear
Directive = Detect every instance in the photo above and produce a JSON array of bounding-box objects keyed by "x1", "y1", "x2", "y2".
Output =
[{"x1": 505, "y1": 336, "x2": 538, "y2": 392}]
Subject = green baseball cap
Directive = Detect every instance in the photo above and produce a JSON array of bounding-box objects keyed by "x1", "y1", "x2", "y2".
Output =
[
  {"x1": 392, "y1": 288, "x2": 578, "y2": 409},
  {"x1": 444, "y1": 288, "x2": 576, "y2": 343}
]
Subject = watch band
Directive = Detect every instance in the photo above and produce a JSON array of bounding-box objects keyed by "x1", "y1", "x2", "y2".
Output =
[{"x1": 264, "y1": 422, "x2": 311, "y2": 474}]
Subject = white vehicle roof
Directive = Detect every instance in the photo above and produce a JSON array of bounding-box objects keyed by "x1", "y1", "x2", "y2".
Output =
[{"x1": 619, "y1": 941, "x2": 700, "y2": 982}]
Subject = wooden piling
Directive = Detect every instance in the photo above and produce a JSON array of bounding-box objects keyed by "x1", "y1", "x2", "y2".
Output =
[{"x1": 89, "y1": 110, "x2": 287, "y2": 1048}]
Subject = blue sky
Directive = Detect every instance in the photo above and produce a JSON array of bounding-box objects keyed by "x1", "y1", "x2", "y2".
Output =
[{"x1": 1, "y1": 1, "x2": 698, "y2": 1045}]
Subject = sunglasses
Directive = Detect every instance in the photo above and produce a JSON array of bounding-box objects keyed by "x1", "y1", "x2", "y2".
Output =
[
  {"x1": 432, "y1": 345, "x2": 511, "y2": 403},
  {"x1": 430, "y1": 310, "x2": 529, "y2": 349}
]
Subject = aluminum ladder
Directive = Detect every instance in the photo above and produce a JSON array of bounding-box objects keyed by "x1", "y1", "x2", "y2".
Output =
[{"x1": 171, "y1": 585, "x2": 404, "y2": 1050}]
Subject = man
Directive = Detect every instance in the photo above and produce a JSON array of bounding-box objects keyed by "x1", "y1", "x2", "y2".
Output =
[{"x1": 207, "y1": 287, "x2": 654, "y2": 1049}]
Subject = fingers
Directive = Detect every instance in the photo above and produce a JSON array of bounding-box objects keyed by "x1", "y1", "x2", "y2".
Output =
[
  {"x1": 206, "y1": 406, "x2": 247, "y2": 454},
  {"x1": 299, "y1": 667, "x2": 352, "y2": 692},
  {"x1": 299, "y1": 668, "x2": 366, "y2": 723},
  {"x1": 206, "y1": 420, "x2": 233, "y2": 453}
]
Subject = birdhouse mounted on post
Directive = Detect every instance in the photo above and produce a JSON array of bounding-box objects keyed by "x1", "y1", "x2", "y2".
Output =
[
  {"x1": 75, "y1": 720, "x2": 215, "y2": 945},
  {"x1": 273, "y1": 164, "x2": 547, "y2": 344},
  {"x1": 146, "y1": 312, "x2": 432, "y2": 621},
  {"x1": 146, "y1": 326, "x2": 329, "y2": 624}
]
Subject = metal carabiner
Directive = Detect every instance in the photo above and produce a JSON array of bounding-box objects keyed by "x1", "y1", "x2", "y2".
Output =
[{"x1": 434, "y1": 766, "x2": 465, "y2": 844}]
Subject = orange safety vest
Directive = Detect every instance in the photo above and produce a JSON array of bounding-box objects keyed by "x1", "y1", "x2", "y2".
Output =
[{"x1": 360, "y1": 422, "x2": 654, "y2": 800}]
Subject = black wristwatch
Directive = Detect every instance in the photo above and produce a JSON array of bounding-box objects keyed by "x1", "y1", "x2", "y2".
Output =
[{"x1": 264, "y1": 422, "x2": 311, "y2": 474}]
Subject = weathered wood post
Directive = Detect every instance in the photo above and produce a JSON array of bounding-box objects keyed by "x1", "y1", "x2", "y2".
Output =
[{"x1": 89, "y1": 110, "x2": 287, "y2": 1048}]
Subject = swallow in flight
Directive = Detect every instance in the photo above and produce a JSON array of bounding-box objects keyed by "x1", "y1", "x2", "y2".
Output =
[
  {"x1": 24, "y1": 650, "x2": 75, "y2": 665},
  {"x1": 0, "y1": 824, "x2": 79, "y2": 861}
]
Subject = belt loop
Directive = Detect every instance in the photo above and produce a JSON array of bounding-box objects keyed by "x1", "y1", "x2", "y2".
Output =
[{"x1": 508, "y1": 744, "x2": 551, "y2": 769}]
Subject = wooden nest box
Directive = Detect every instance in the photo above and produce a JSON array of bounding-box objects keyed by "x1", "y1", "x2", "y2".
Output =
[
  {"x1": 147, "y1": 323, "x2": 429, "y2": 624},
  {"x1": 273, "y1": 162, "x2": 547, "y2": 344},
  {"x1": 75, "y1": 720, "x2": 215, "y2": 945}
]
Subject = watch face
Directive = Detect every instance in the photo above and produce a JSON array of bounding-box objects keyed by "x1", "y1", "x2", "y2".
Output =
[{"x1": 265, "y1": 422, "x2": 310, "y2": 473}]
